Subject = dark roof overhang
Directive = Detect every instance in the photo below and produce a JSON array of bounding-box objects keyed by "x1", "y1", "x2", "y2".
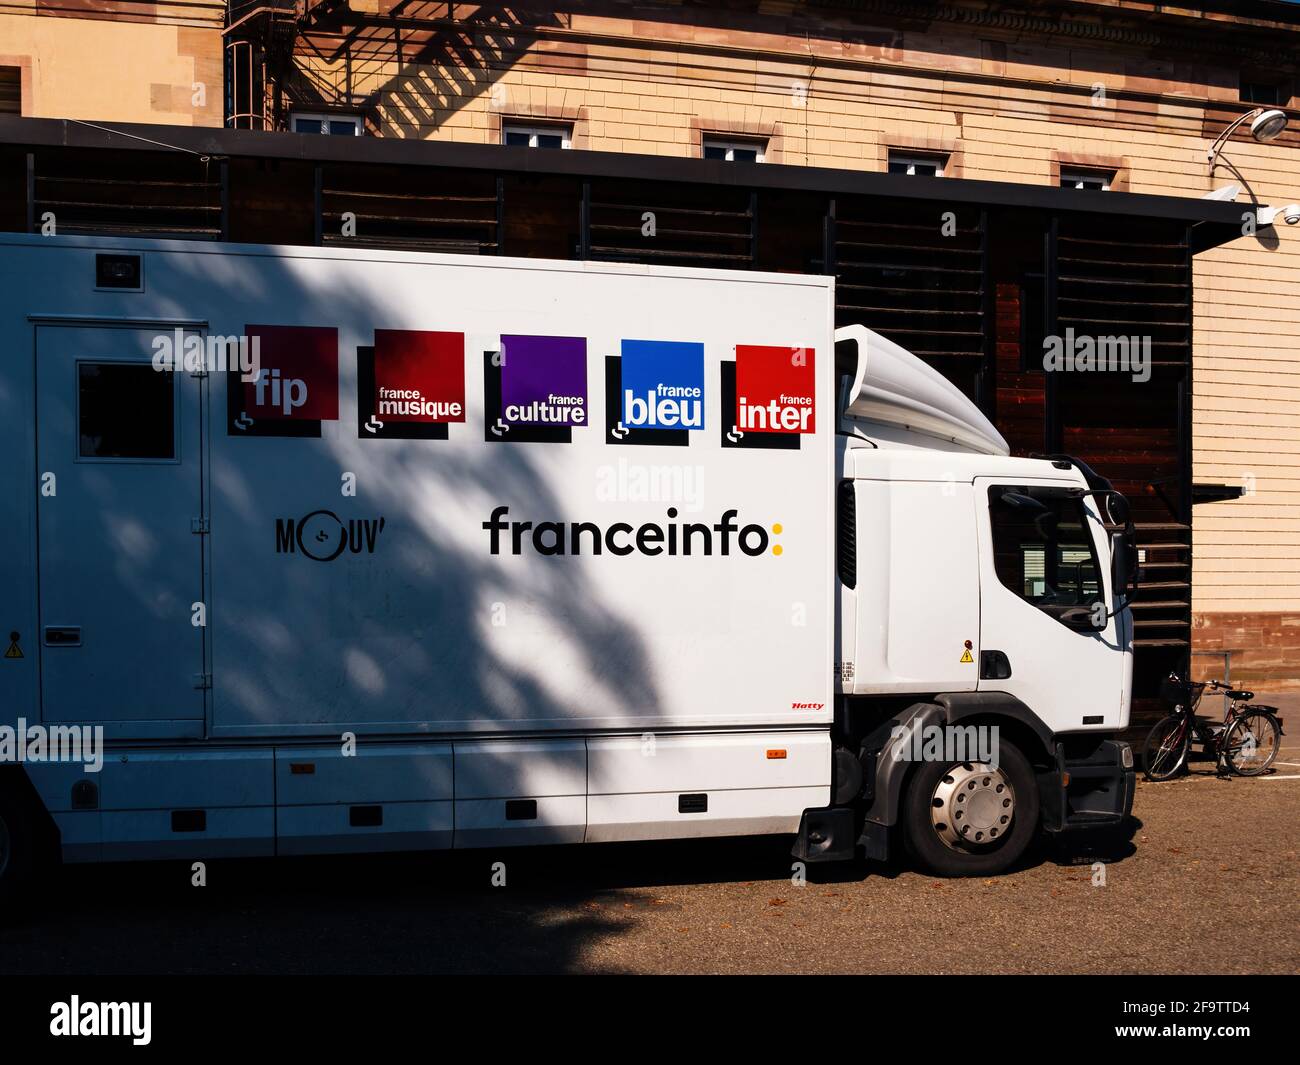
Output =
[{"x1": 0, "y1": 115, "x2": 1249, "y2": 253}]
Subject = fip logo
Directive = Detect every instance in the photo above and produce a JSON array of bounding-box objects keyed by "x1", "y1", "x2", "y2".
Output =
[{"x1": 606, "y1": 339, "x2": 704, "y2": 447}]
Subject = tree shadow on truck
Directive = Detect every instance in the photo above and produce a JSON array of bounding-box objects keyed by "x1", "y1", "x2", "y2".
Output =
[{"x1": 174, "y1": 247, "x2": 667, "y2": 741}]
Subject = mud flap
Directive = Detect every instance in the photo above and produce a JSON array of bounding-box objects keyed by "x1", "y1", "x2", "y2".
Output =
[{"x1": 791, "y1": 807, "x2": 857, "y2": 863}]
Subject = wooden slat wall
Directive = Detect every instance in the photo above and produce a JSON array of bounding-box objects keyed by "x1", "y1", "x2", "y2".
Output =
[
  {"x1": 832, "y1": 197, "x2": 987, "y2": 402},
  {"x1": 0, "y1": 68, "x2": 20, "y2": 116},
  {"x1": 30, "y1": 148, "x2": 221, "y2": 239},
  {"x1": 1054, "y1": 213, "x2": 1194, "y2": 724},
  {"x1": 320, "y1": 163, "x2": 499, "y2": 254},
  {"x1": 584, "y1": 177, "x2": 755, "y2": 269}
]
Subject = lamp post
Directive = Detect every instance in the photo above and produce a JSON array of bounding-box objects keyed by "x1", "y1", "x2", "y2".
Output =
[{"x1": 1207, "y1": 107, "x2": 1289, "y2": 170}]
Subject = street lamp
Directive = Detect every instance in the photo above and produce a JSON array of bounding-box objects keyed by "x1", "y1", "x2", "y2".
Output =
[{"x1": 1207, "y1": 107, "x2": 1289, "y2": 169}]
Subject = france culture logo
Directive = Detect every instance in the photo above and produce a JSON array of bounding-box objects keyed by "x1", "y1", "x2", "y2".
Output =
[
  {"x1": 605, "y1": 339, "x2": 705, "y2": 447},
  {"x1": 485, "y1": 334, "x2": 587, "y2": 443}
]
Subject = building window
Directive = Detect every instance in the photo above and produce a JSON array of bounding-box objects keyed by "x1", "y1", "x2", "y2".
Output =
[
  {"x1": 291, "y1": 112, "x2": 363, "y2": 136},
  {"x1": 1060, "y1": 168, "x2": 1113, "y2": 191},
  {"x1": 1240, "y1": 79, "x2": 1283, "y2": 107},
  {"x1": 0, "y1": 67, "x2": 19, "y2": 115},
  {"x1": 702, "y1": 137, "x2": 766, "y2": 163},
  {"x1": 887, "y1": 151, "x2": 947, "y2": 177},
  {"x1": 503, "y1": 123, "x2": 572, "y2": 149}
]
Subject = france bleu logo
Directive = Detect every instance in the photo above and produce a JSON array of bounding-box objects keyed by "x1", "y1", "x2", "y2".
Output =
[{"x1": 605, "y1": 339, "x2": 705, "y2": 447}]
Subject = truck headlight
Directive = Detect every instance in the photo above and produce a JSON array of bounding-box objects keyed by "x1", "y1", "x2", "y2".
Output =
[{"x1": 1119, "y1": 743, "x2": 1134, "y2": 769}]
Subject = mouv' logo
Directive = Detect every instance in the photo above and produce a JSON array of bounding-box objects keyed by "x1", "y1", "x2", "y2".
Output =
[
  {"x1": 606, "y1": 339, "x2": 704, "y2": 447},
  {"x1": 275, "y1": 510, "x2": 386, "y2": 561}
]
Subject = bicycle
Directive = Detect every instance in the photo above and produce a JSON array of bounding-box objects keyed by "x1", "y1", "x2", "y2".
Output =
[{"x1": 1143, "y1": 673, "x2": 1284, "y2": 781}]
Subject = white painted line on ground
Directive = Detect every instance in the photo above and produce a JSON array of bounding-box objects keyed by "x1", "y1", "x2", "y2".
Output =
[{"x1": 1143, "y1": 773, "x2": 1300, "y2": 784}]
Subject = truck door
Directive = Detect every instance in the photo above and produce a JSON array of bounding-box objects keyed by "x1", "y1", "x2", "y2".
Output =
[
  {"x1": 35, "y1": 325, "x2": 206, "y2": 729},
  {"x1": 973, "y1": 477, "x2": 1125, "y2": 732}
]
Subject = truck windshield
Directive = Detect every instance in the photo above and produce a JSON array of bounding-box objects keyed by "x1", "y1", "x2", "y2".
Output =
[{"x1": 988, "y1": 486, "x2": 1102, "y2": 611}]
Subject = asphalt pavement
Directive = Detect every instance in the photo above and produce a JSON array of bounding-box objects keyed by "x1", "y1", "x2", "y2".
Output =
[{"x1": 1, "y1": 717, "x2": 1297, "y2": 975}]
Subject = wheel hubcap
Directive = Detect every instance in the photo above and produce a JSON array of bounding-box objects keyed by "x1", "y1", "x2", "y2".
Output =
[{"x1": 930, "y1": 762, "x2": 1014, "y2": 851}]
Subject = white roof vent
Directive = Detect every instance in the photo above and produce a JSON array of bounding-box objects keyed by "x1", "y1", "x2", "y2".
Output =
[{"x1": 836, "y1": 324, "x2": 1009, "y2": 456}]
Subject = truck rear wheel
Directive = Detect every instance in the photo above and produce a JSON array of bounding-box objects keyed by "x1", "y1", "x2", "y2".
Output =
[{"x1": 901, "y1": 740, "x2": 1039, "y2": 877}]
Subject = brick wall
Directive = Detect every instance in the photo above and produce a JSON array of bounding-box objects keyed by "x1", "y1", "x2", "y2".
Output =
[
  {"x1": 0, "y1": 2, "x2": 225, "y2": 126},
  {"x1": 1192, "y1": 612, "x2": 1300, "y2": 690}
]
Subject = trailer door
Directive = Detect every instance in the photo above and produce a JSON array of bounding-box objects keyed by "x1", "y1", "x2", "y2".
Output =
[{"x1": 35, "y1": 324, "x2": 205, "y2": 727}]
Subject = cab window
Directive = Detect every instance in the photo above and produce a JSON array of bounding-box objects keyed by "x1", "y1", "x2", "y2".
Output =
[{"x1": 988, "y1": 486, "x2": 1101, "y2": 611}]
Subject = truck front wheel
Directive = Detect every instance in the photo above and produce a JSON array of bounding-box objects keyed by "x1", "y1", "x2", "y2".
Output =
[{"x1": 901, "y1": 740, "x2": 1039, "y2": 877}]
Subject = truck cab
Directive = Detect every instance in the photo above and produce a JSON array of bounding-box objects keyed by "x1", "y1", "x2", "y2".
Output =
[{"x1": 796, "y1": 325, "x2": 1137, "y2": 875}]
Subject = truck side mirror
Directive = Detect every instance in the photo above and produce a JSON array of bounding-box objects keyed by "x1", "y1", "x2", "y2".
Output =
[
  {"x1": 1110, "y1": 531, "x2": 1136, "y2": 602},
  {"x1": 1104, "y1": 491, "x2": 1131, "y2": 527}
]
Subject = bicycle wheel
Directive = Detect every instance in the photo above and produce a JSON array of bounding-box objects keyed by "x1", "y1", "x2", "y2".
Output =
[
  {"x1": 1223, "y1": 711, "x2": 1281, "y2": 777},
  {"x1": 1143, "y1": 713, "x2": 1191, "y2": 781}
]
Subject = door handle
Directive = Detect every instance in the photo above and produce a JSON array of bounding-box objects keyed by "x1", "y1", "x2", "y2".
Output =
[{"x1": 43, "y1": 626, "x2": 82, "y2": 647}]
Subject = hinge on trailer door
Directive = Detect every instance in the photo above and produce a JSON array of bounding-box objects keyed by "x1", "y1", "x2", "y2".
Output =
[
  {"x1": 193, "y1": 673, "x2": 212, "y2": 690},
  {"x1": 191, "y1": 517, "x2": 210, "y2": 534}
]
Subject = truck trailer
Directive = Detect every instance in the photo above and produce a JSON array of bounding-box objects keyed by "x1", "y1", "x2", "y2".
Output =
[{"x1": 0, "y1": 233, "x2": 1137, "y2": 891}]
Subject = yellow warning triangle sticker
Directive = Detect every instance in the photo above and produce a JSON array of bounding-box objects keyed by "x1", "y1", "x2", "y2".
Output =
[
  {"x1": 959, "y1": 648, "x2": 974, "y2": 664},
  {"x1": 4, "y1": 639, "x2": 22, "y2": 659}
]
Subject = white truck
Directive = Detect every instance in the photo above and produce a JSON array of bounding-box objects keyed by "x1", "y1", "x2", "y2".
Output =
[{"x1": 0, "y1": 234, "x2": 1136, "y2": 892}]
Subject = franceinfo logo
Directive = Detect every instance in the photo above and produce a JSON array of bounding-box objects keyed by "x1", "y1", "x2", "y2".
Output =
[
  {"x1": 483, "y1": 506, "x2": 784, "y2": 557},
  {"x1": 0, "y1": 719, "x2": 103, "y2": 773},
  {"x1": 1042, "y1": 329, "x2": 1151, "y2": 383},
  {"x1": 152, "y1": 329, "x2": 261, "y2": 382}
]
